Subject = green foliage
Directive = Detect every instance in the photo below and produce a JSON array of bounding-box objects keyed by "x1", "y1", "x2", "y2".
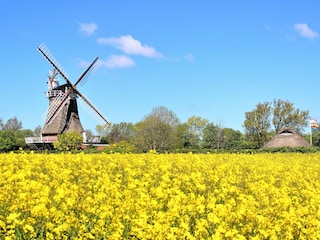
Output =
[
  {"x1": 0, "y1": 129, "x2": 32, "y2": 152},
  {"x1": 1, "y1": 117, "x2": 23, "y2": 131},
  {"x1": 222, "y1": 128, "x2": 244, "y2": 149},
  {"x1": 201, "y1": 124, "x2": 247, "y2": 150},
  {"x1": 95, "y1": 124, "x2": 111, "y2": 138},
  {"x1": 107, "y1": 122, "x2": 135, "y2": 143},
  {"x1": 135, "y1": 116, "x2": 173, "y2": 151},
  {"x1": 0, "y1": 131, "x2": 15, "y2": 152},
  {"x1": 0, "y1": 117, "x2": 32, "y2": 152},
  {"x1": 186, "y1": 116, "x2": 209, "y2": 147},
  {"x1": 244, "y1": 99, "x2": 309, "y2": 148},
  {"x1": 104, "y1": 141, "x2": 141, "y2": 153},
  {"x1": 272, "y1": 99, "x2": 309, "y2": 133},
  {"x1": 100, "y1": 136, "x2": 110, "y2": 144},
  {"x1": 244, "y1": 102, "x2": 271, "y2": 148},
  {"x1": 260, "y1": 147, "x2": 319, "y2": 153},
  {"x1": 53, "y1": 132, "x2": 83, "y2": 151},
  {"x1": 201, "y1": 123, "x2": 223, "y2": 149},
  {"x1": 310, "y1": 130, "x2": 320, "y2": 147},
  {"x1": 1, "y1": 101, "x2": 312, "y2": 152},
  {"x1": 173, "y1": 123, "x2": 193, "y2": 149},
  {"x1": 134, "y1": 106, "x2": 180, "y2": 152}
]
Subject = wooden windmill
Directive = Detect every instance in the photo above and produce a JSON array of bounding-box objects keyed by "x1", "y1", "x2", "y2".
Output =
[{"x1": 38, "y1": 43, "x2": 110, "y2": 142}]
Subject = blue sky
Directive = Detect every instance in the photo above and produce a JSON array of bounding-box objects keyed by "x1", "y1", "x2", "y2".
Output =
[{"x1": 1, "y1": 1, "x2": 319, "y2": 133}]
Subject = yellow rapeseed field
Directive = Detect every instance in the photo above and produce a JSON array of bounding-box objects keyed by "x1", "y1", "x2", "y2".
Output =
[{"x1": 0, "y1": 152, "x2": 320, "y2": 239}]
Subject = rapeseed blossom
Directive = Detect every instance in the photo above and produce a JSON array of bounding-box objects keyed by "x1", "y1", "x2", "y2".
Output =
[{"x1": 0, "y1": 152, "x2": 320, "y2": 239}]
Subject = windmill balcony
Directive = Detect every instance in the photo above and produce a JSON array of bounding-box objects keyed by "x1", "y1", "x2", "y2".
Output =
[
  {"x1": 25, "y1": 137, "x2": 42, "y2": 144},
  {"x1": 25, "y1": 136, "x2": 58, "y2": 144},
  {"x1": 46, "y1": 90, "x2": 62, "y2": 98}
]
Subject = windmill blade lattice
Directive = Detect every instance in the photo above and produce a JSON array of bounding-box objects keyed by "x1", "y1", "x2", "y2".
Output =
[
  {"x1": 78, "y1": 93, "x2": 111, "y2": 126},
  {"x1": 72, "y1": 57, "x2": 100, "y2": 88},
  {"x1": 38, "y1": 43, "x2": 72, "y2": 85},
  {"x1": 42, "y1": 91, "x2": 69, "y2": 124},
  {"x1": 79, "y1": 59, "x2": 102, "y2": 87}
]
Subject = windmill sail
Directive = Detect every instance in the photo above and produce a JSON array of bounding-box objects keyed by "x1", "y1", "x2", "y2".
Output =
[
  {"x1": 77, "y1": 91, "x2": 110, "y2": 125},
  {"x1": 38, "y1": 43, "x2": 72, "y2": 85}
]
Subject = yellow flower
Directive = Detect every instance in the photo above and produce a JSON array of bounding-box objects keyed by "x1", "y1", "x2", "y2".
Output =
[
  {"x1": 23, "y1": 224, "x2": 35, "y2": 236},
  {"x1": 1, "y1": 152, "x2": 320, "y2": 238}
]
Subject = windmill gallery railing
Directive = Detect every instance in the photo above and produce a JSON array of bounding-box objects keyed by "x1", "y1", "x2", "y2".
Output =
[
  {"x1": 25, "y1": 135, "x2": 102, "y2": 144},
  {"x1": 25, "y1": 136, "x2": 58, "y2": 144},
  {"x1": 46, "y1": 90, "x2": 62, "y2": 98}
]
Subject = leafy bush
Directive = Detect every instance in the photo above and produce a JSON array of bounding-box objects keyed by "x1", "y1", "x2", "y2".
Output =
[
  {"x1": 53, "y1": 132, "x2": 83, "y2": 151},
  {"x1": 103, "y1": 141, "x2": 141, "y2": 153}
]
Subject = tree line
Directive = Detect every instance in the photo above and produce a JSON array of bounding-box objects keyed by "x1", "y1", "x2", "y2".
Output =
[
  {"x1": 96, "y1": 99, "x2": 312, "y2": 152},
  {"x1": 0, "y1": 117, "x2": 41, "y2": 152},
  {"x1": 0, "y1": 99, "x2": 318, "y2": 152}
]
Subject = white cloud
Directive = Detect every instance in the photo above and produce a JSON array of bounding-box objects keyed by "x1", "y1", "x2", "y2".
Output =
[
  {"x1": 78, "y1": 22, "x2": 98, "y2": 35},
  {"x1": 97, "y1": 35, "x2": 163, "y2": 58},
  {"x1": 184, "y1": 53, "x2": 194, "y2": 62},
  {"x1": 293, "y1": 23, "x2": 318, "y2": 39},
  {"x1": 77, "y1": 59, "x2": 91, "y2": 68},
  {"x1": 101, "y1": 55, "x2": 135, "y2": 68}
]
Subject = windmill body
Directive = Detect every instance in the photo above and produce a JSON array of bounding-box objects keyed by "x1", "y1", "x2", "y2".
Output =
[
  {"x1": 25, "y1": 43, "x2": 110, "y2": 147},
  {"x1": 41, "y1": 81, "x2": 85, "y2": 142}
]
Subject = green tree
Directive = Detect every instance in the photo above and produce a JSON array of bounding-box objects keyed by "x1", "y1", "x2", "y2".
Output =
[
  {"x1": 95, "y1": 124, "x2": 111, "y2": 137},
  {"x1": 0, "y1": 117, "x2": 29, "y2": 152},
  {"x1": 33, "y1": 125, "x2": 42, "y2": 137},
  {"x1": 134, "y1": 106, "x2": 180, "y2": 152},
  {"x1": 108, "y1": 122, "x2": 135, "y2": 143},
  {"x1": 2, "y1": 117, "x2": 23, "y2": 131},
  {"x1": 0, "y1": 129, "x2": 32, "y2": 152},
  {"x1": 173, "y1": 123, "x2": 194, "y2": 149},
  {"x1": 17, "y1": 129, "x2": 33, "y2": 148},
  {"x1": 201, "y1": 123, "x2": 224, "y2": 149},
  {"x1": 54, "y1": 132, "x2": 83, "y2": 151},
  {"x1": 244, "y1": 102, "x2": 271, "y2": 147},
  {"x1": 95, "y1": 124, "x2": 112, "y2": 143},
  {"x1": 185, "y1": 116, "x2": 208, "y2": 148},
  {"x1": 310, "y1": 129, "x2": 320, "y2": 147},
  {"x1": 201, "y1": 123, "x2": 245, "y2": 150},
  {"x1": 222, "y1": 128, "x2": 244, "y2": 149},
  {"x1": 272, "y1": 99, "x2": 309, "y2": 134},
  {"x1": 0, "y1": 130, "x2": 16, "y2": 152},
  {"x1": 244, "y1": 99, "x2": 309, "y2": 148}
]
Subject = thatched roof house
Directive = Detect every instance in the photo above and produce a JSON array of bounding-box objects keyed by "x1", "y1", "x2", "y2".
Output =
[{"x1": 263, "y1": 128, "x2": 311, "y2": 148}]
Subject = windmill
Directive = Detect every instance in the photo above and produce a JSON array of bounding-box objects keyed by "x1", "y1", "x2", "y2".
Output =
[{"x1": 38, "y1": 43, "x2": 110, "y2": 143}]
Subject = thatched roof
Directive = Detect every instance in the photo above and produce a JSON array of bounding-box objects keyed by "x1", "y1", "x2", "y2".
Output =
[{"x1": 263, "y1": 128, "x2": 310, "y2": 148}]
